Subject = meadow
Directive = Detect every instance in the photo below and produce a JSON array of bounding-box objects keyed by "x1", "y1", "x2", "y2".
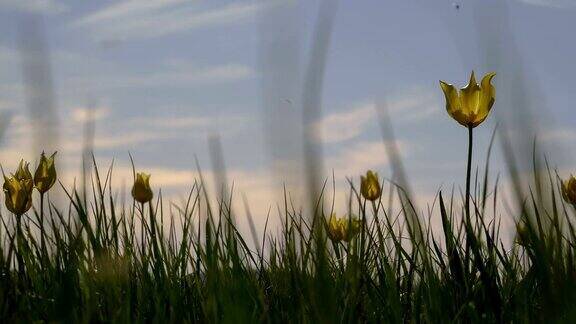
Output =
[{"x1": 2, "y1": 71, "x2": 576, "y2": 323}]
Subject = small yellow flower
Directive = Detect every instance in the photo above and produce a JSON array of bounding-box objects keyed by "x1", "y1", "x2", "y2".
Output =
[
  {"x1": 515, "y1": 223, "x2": 529, "y2": 247},
  {"x1": 562, "y1": 175, "x2": 576, "y2": 205},
  {"x1": 34, "y1": 151, "x2": 57, "y2": 194},
  {"x1": 326, "y1": 214, "x2": 362, "y2": 243},
  {"x1": 132, "y1": 173, "x2": 153, "y2": 203},
  {"x1": 327, "y1": 214, "x2": 344, "y2": 242},
  {"x1": 361, "y1": 170, "x2": 381, "y2": 201},
  {"x1": 439, "y1": 71, "x2": 496, "y2": 128},
  {"x1": 14, "y1": 159, "x2": 33, "y2": 182},
  {"x1": 3, "y1": 175, "x2": 33, "y2": 216}
]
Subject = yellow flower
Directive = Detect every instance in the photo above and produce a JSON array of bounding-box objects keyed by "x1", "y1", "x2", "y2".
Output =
[
  {"x1": 3, "y1": 175, "x2": 33, "y2": 216},
  {"x1": 326, "y1": 214, "x2": 362, "y2": 243},
  {"x1": 34, "y1": 151, "x2": 57, "y2": 194},
  {"x1": 14, "y1": 159, "x2": 33, "y2": 182},
  {"x1": 439, "y1": 71, "x2": 496, "y2": 128},
  {"x1": 515, "y1": 223, "x2": 529, "y2": 247},
  {"x1": 361, "y1": 170, "x2": 381, "y2": 201},
  {"x1": 562, "y1": 175, "x2": 576, "y2": 205},
  {"x1": 131, "y1": 173, "x2": 153, "y2": 203}
]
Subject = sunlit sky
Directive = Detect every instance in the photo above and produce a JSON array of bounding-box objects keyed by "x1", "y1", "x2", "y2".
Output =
[{"x1": 0, "y1": 0, "x2": 575, "y2": 233}]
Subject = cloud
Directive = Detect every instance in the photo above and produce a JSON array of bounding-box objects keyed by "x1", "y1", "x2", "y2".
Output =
[
  {"x1": 318, "y1": 104, "x2": 374, "y2": 144},
  {"x1": 73, "y1": 1, "x2": 266, "y2": 42},
  {"x1": 0, "y1": 0, "x2": 66, "y2": 14},
  {"x1": 63, "y1": 62, "x2": 253, "y2": 91},
  {"x1": 129, "y1": 114, "x2": 247, "y2": 131},
  {"x1": 71, "y1": 106, "x2": 111, "y2": 123},
  {"x1": 317, "y1": 88, "x2": 439, "y2": 144},
  {"x1": 327, "y1": 140, "x2": 409, "y2": 178},
  {"x1": 73, "y1": 0, "x2": 186, "y2": 26},
  {"x1": 515, "y1": 0, "x2": 576, "y2": 8}
]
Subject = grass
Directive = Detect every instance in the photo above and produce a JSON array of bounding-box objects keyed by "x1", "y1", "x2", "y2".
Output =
[{"x1": 1, "y1": 140, "x2": 576, "y2": 323}]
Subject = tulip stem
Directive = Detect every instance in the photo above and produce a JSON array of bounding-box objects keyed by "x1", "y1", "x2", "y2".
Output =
[
  {"x1": 140, "y1": 203, "x2": 145, "y2": 259},
  {"x1": 40, "y1": 193, "x2": 45, "y2": 261},
  {"x1": 465, "y1": 125, "x2": 473, "y2": 223},
  {"x1": 148, "y1": 201, "x2": 159, "y2": 261},
  {"x1": 16, "y1": 215, "x2": 24, "y2": 276}
]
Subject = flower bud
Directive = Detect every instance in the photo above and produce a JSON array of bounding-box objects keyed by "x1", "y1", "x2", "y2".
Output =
[
  {"x1": 360, "y1": 170, "x2": 381, "y2": 201},
  {"x1": 3, "y1": 175, "x2": 33, "y2": 216},
  {"x1": 14, "y1": 159, "x2": 32, "y2": 182},
  {"x1": 341, "y1": 216, "x2": 362, "y2": 243},
  {"x1": 562, "y1": 175, "x2": 576, "y2": 206},
  {"x1": 515, "y1": 223, "x2": 529, "y2": 247},
  {"x1": 326, "y1": 214, "x2": 362, "y2": 243},
  {"x1": 327, "y1": 214, "x2": 344, "y2": 243},
  {"x1": 131, "y1": 173, "x2": 153, "y2": 203},
  {"x1": 34, "y1": 151, "x2": 57, "y2": 194}
]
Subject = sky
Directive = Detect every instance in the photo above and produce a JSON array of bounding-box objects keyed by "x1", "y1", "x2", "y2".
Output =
[{"x1": 0, "y1": 0, "x2": 575, "y2": 236}]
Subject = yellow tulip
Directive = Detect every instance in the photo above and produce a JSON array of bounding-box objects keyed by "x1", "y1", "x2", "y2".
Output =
[
  {"x1": 515, "y1": 223, "x2": 529, "y2": 247},
  {"x1": 562, "y1": 175, "x2": 576, "y2": 206},
  {"x1": 360, "y1": 170, "x2": 381, "y2": 201},
  {"x1": 3, "y1": 175, "x2": 33, "y2": 216},
  {"x1": 327, "y1": 214, "x2": 344, "y2": 242},
  {"x1": 132, "y1": 172, "x2": 153, "y2": 203},
  {"x1": 341, "y1": 217, "x2": 362, "y2": 243},
  {"x1": 326, "y1": 214, "x2": 362, "y2": 243},
  {"x1": 14, "y1": 160, "x2": 33, "y2": 182},
  {"x1": 34, "y1": 151, "x2": 57, "y2": 194},
  {"x1": 439, "y1": 71, "x2": 496, "y2": 128}
]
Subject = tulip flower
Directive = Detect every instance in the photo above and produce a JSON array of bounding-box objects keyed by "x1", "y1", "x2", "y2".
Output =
[
  {"x1": 562, "y1": 175, "x2": 576, "y2": 206},
  {"x1": 439, "y1": 71, "x2": 496, "y2": 128},
  {"x1": 515, "y1": 223, "x2": 529, "y2": 247},
  {"x1": 132, "y1": 173, "x2": 153, "y2": 204},
  {"x1": 34, "y1": 151, "x2": 57, "y2": 194},
  {"x1": 361, "y1": 170, "x2": 381, "y2": 201},
  {"x1": 14, "y1": 160, "x2": 33, "y2": 182},
  {"x1": 3, "y1": 175, "x2": 33, "y2": 216},
  {"x1": 440, "y1": 71, "x2": 496, "y2": 222},
  {"x1": 326, "y1": 214, "x2": 362, "y2": 243}
]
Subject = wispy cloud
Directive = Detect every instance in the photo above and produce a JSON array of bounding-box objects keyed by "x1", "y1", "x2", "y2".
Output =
[
  {"x1": 71, "y1": 106, "x2": 111, "y2": 123},
  {"x1": 0, "y1": 0, "x2": 66, "y2": 14},
  {"x1": 73, "y1": 1, "x2": 266, "y2": 42},
  {"x1": 540, "y1": 127, "x2": 576, "y2": 142},
  {"x1": 317, "y1": 88, "x2": 439, "y2": 144},
  {"x1": 327, "y1": 140, "x2": 409, "y2": 177},
  {"x1": 129, "y1": 114, "x2": 247, "y2": 130},
  {"x1": 63, "y1": 62, "x2": 253, "y2": 91},
  {"x1": 515, "y1": 0, "x2": 576, "y2": 8}
]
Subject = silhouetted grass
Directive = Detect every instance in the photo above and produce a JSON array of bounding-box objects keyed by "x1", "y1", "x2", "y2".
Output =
[{"x1": 1, "y1": 141, "x2": 576, "y2": 323}]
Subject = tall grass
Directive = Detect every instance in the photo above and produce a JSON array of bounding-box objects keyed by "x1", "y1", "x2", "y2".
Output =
[{"x1": 1, "y1": 141, "x2": 576, "y2": 323}]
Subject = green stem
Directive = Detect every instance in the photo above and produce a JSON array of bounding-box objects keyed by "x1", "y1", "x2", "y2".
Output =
[
  {"x1": 465, "y1": 125, "x2": 473, "y2": 223},
  {"x1": 16, "y1": 215, "x2": 24, "y2": 276},
  {"x1": 40, "y1": 193, "x2": 45, "y2": 261},
  {"x1": 140, "y1": 202, "x2": 145, "y2": 259},
  {"x1": 148, "y1": 202, "x2": 158, "y2": 258}
]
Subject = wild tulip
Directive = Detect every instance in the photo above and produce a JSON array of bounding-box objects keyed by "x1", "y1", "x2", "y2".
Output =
[
  {"x1": 327, "y1": 214, "x2": 344, "y2": 243},
  {"x1": 34, "y1": 151, "x2": 57, "y2": 194},
  {"x1": 14, "y1": 160, "x2": 33, "y2": 182},
  {"x1": 439, "y1": 71, "x2": 496, "y2": 128},
  {"x1": 326, "y1": 214, "x2": 362, "y2": 243},
  {"x1": 562, "y1": 175, "x2": 576, "y2": 206},
  {"x1": 3, "y1": 175, "x2": 33, "y2": 216},
  {"x1": 440, "y1": 71, "x2": 496, "y2": 221},
  {"x1": 361, "y1": 170, "x2": 381, "y2": 201},
  {"x1": 132, "y1": 173, "x2": 153, "y2": 204}
]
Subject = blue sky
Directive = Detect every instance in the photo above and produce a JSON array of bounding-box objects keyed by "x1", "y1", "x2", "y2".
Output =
[{"x1": 0, "y1": 0, "x2": 575, "y2": 233}]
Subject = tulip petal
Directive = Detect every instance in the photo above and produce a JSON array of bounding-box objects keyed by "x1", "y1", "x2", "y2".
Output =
[
  {"x1": 479, "y1": 72, "x2": 496, "y2": 114},
  {"x1": 439, "y1": 81, "x2": 466, "y2": 126}
]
